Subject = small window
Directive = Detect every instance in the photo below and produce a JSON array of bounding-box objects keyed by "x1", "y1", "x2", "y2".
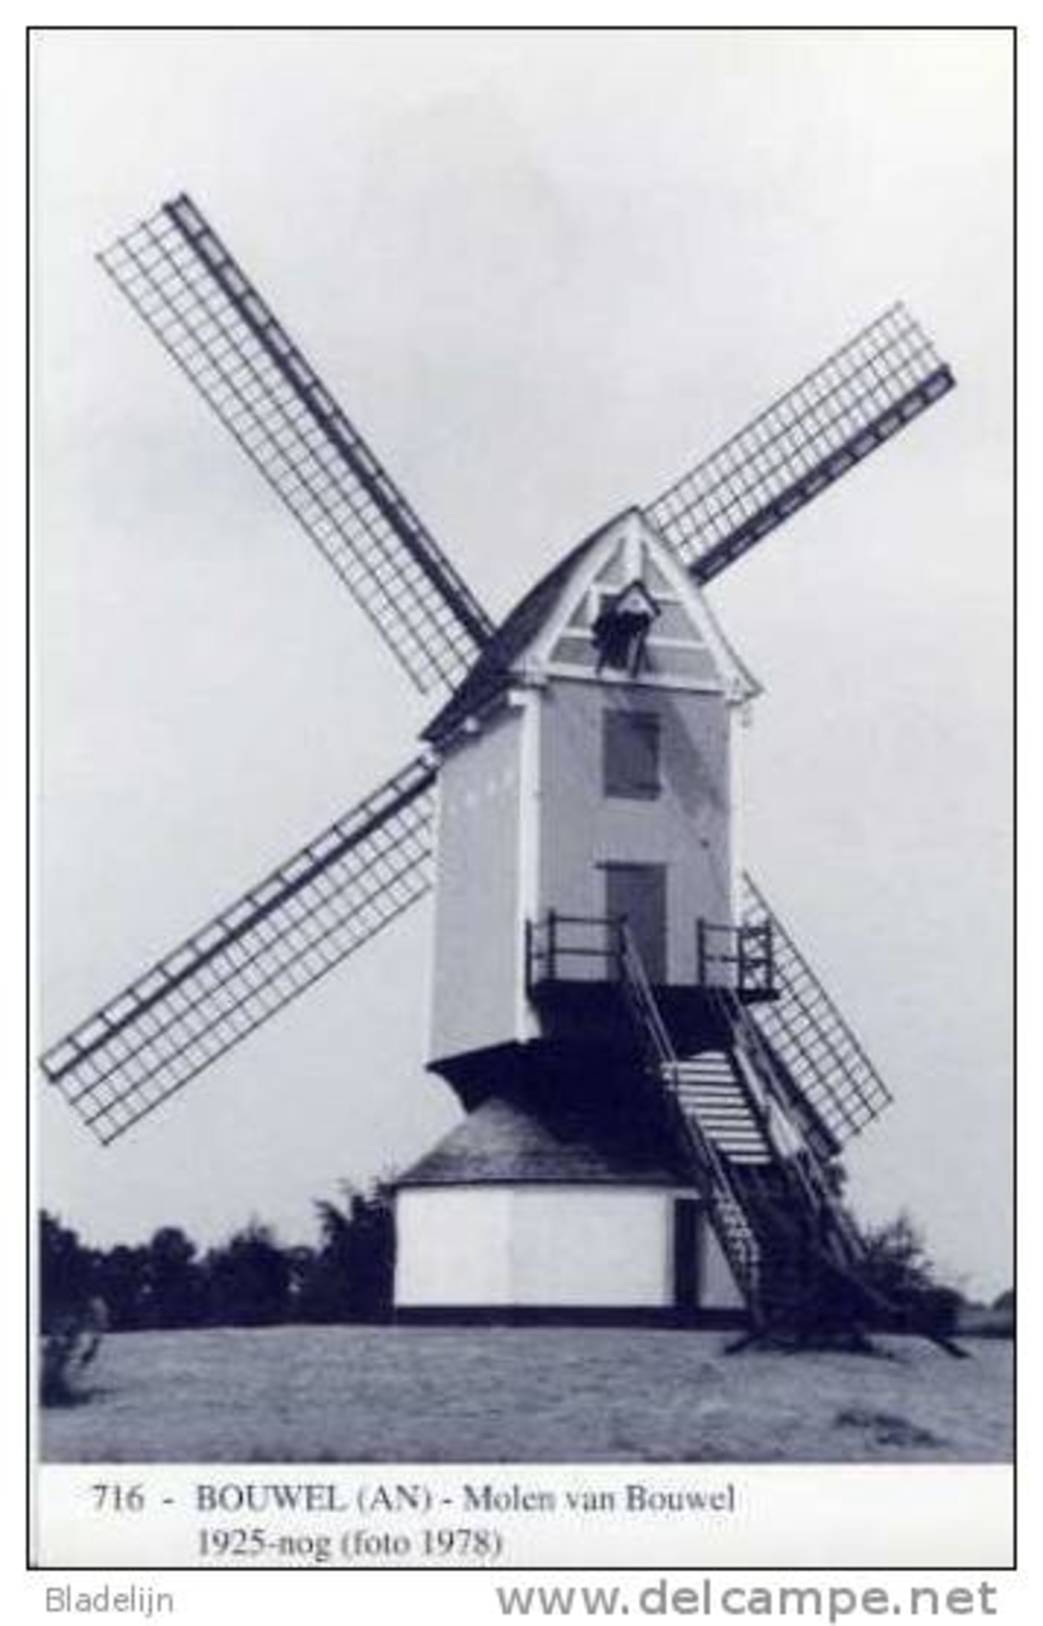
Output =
[
  {"x1": 592, "y1": 579, "x2": 659, "y2": 675},
  {"x1": 603, "y1": 710, "x2": 661, "y2": 800}
]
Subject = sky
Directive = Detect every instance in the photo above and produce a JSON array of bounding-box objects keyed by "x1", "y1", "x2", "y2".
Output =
[{"x1": 34, "y1": 28, "x2": 1012, "y2": 1297}]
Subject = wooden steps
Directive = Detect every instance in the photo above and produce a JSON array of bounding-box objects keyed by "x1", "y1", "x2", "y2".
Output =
[{"x1": 671, "y1": 1051, "x2": 772, "y2": 1166}]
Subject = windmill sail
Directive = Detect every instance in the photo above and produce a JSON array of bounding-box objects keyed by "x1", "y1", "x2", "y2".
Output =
[
  {"x1": 646, "y1": 303, "x2": 955, "y2": 585},
  {"x1": 741, "y1": 872, "x2": 892, "y2": 1144},
  {"x1": 41, "y1": 757, "x2": 435, "y2": 1144},
  {"x1": 97, "y1": 194, "x2": 493, "y2": 693}
]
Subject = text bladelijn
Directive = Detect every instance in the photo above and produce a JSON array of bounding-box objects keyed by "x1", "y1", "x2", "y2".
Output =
[{"x1": 45, "y1": 1586, "x2": 174, "y2": 1616}]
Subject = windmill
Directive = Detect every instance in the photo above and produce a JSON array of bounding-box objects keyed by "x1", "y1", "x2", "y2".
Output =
[{"x1": 41, "y1": 191, "x2": 961, "y2": 1348}]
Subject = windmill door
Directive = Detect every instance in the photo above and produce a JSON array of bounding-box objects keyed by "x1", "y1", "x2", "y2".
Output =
[{"x1": 603, "y1": 862, "x2": 667, "y2": 984}]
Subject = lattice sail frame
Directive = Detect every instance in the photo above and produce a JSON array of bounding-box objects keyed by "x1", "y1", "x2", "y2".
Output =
[
  {"x1": 41, "y1": 758, "x2": 435, "y2": 1144},
  {"x1": 740, "y1": 872, "x2": 893, "y2": 1144},
  {"x1": 98, "y1": 193, "x2": 493, "y2": 694},
  {"x1": 647, "y1": 303, "x2": 954, "y2": 585}
]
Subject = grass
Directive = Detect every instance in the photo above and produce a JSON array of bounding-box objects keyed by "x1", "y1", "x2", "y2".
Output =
[{"x1": 39, "y1": 1325, "x2": 1012, "y2": 1464}]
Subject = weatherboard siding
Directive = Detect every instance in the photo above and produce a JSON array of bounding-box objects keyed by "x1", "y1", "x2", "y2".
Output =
[
  {"x1": 429, "y1": 709, "x2": 523, "y2": 1063},
  {"x1": 537, "y1": 680, "x2": 733, "y2": 986}
]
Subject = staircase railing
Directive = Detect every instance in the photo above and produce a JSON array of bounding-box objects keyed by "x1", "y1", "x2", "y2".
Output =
[
  {"x1": 696, "y1": 916, "x2": 775, "y2": 997},
  {"x1": 712, "y1": 983, "x2": 867, "y2": 1270},
  {"x1": 614, "y1": 932, "x2": 965, "y2": 1354},
  {"x1": 720, "y1": 983, "x2": 969, "y2": 1355},
  {"x1": 614, "y1": 922, "x2": 765, "y2": 1321}
]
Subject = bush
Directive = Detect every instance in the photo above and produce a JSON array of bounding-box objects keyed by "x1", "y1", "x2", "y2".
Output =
[
  {"x1": 296, "y1": 1184, "x2": 395, "y2": 1323},
  {"x1": 860, "y1": 1213, "x2": 963, "y2": 1335},
  {"x1": 40, "y1": 1298, "x2": 107, "y2": 1407}
]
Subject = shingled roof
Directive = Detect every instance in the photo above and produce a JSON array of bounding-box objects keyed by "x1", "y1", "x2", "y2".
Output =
[
  {"x1": 421, "y1": 518, "x2": 624, "y2": 746},
  {"x1": 395, "y1": 1091, "x2": 685, "y2": 1188}
]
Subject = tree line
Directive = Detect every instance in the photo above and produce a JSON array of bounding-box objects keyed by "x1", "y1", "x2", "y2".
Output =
[{"x1": 39, "y1": 1186, "x2": 395, "y2": 1333}]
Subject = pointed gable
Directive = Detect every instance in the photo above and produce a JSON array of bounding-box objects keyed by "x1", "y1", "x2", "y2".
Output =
[
  {"x1": 538, "y1": 511, "x2": 758, "y2": 694},
  {"x1": 423, "y1": 508, "x2": 758, "y2": 746}
]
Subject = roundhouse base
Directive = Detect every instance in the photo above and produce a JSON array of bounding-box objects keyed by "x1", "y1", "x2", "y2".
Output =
[
  {"x1": 393, "y1": 1180, "x2": 745, "y2": 1321},
  {"x1": 393, "y1": 1090, "x2": 747, "y2": 1322}
]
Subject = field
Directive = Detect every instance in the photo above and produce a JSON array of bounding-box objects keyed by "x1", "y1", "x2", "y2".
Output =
[{"x1": 40, "y1": 1325, "x2": 1012, "y2": 1464}]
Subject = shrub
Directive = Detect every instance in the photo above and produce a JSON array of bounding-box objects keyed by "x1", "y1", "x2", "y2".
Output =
[
  {"x1": 860, "y1": 1212, "x2": 963, "y2": 1335},
  {"x1": 40, "y1": 1299, "x2": 107, "y2": 1407}
]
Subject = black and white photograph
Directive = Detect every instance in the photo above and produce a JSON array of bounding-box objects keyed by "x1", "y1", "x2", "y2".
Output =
[{"x1": 32, "y1": 24, "x2": 1013, "y2": 1568}]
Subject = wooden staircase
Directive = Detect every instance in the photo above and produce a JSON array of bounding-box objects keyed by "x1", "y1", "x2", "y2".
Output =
[
  {"x1": 614, "y1": 927, "x2": 764, "y2": 1319},
  {"x1": 672, "y1": 1053, "x2": 771, "y2": 1166},
  {"x1": 615, "y1": 925, "x2": 964, "y2": 1353}
]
